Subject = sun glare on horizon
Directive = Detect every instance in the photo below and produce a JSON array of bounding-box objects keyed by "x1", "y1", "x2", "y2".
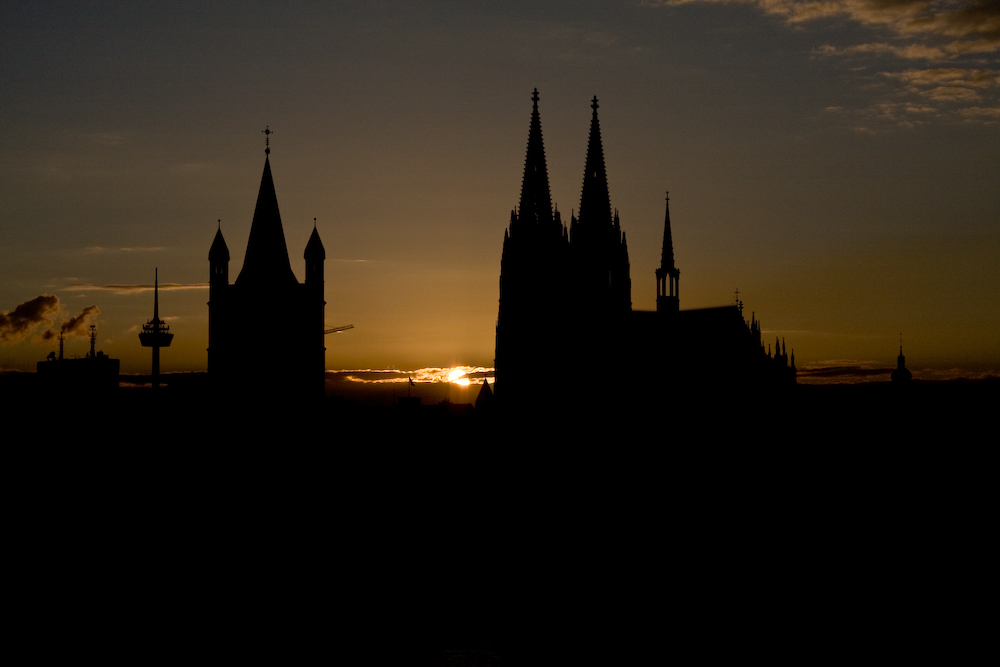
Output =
[{"x1": 336, "y1": 366, "x2": 492, "y2": 385}]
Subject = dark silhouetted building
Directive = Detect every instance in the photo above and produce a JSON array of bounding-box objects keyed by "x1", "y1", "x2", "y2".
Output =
[
  {"x1": 495, "y1": 90, "x2": 795, "y2": 408},
  {"x1": 209, "y1": 147, "x2": 326, "y2": 401},
  {"x1": 37, "y1": 326, "x2": 119, "y2": 395},
  {"x1": 892, "y1": 340, "x2": 912, "y2": 384}
]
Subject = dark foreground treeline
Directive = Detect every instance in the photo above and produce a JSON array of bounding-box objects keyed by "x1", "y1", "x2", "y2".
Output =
[{"x1": 3, "y1": 375, "x2": 995, "y2": 663}]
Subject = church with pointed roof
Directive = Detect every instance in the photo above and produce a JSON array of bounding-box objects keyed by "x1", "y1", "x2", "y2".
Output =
[
  {"x1": 209, "y1": 141, "x2": 326, "y2": 402},
  {"x1": 495, "y1": 90, "x2": 795, "y2": 409}
]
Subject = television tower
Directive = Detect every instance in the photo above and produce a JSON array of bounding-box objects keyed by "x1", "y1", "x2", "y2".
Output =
[{"x1": 139, "y1": 269, "x2": 174, "y2": 390}]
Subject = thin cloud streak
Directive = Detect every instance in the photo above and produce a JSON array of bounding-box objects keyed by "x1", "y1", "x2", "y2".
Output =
[
  {"x1": 83, "y1": 246, "x2": 167, "y2": 253},
  {"x1": 61, "y1": 283, "x2": 208, "y2": 295}
]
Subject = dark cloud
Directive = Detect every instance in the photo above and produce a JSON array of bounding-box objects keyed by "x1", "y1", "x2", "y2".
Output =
[{"x1": 0, "y1": 295, "x2": 60, "y2": 343}]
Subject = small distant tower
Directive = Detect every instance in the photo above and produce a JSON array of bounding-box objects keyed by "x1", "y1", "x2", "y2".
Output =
[
  {"x1": 891, "y1": 334, "x2": 912, "y2": 384},
  {"x1": 139, "y1": 269, "x2": 175, "y2": 390},
  {"x1": 656, "y1": 192, "x2": 680, "y2": 314}
]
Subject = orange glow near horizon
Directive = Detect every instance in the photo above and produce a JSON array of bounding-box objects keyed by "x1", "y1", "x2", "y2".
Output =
[{"x1": 338, "y1": 366, "x2": 492, "y2": 385}]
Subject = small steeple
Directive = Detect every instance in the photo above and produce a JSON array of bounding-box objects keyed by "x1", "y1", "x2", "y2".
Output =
[
  {"x1": 655, "y1": 191, "x2": 680, "y2": 313},
  {"x1": 209, "y1": 220, "x2": 230, "y2": 262},
  {"x1": 578, "y1": 96, "x2": 612, "y2": 229},
  {"x1": 305, "y1": 218, "x2": 325, "y2": 260},
  {"x1": 304, "y1": 218, "x2": 325, "y2": 287},
  {"x1": 661, "y1": 191, "x2": 676, "y2": 272},
  {"x1": 516, "y1": 88, "x2": 555, "y2": 231}
]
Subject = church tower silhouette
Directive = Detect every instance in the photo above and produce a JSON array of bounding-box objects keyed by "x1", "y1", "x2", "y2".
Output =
[
  {"x1": 495, "y1": 89, "x2": 569, "y2": 404},
  {"x1": 495, "y1": 91, "x2": 796, "y2": 409},
  {"x1": 209, "y1": 137, "x2": 326, "y2": 402},
  {"x1": 496, "y1": 91, "x2": 633, "y2": 405}
]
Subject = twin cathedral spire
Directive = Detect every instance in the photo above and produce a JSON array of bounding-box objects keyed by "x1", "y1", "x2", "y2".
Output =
[{"x1": 496, "y1": 89, "x2": 652, "y2": 401}]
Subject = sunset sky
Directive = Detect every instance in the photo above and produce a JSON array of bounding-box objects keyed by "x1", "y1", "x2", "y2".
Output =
[{"x1": 2, "y1": 1, "x2": 998, "y2": 379}]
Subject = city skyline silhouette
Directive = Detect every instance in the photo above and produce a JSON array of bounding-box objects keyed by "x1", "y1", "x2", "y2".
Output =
[
  {"x1": 2, "y1": 3, "x2": 997, "y2": 381},
  {"x1": 4, "y1": 8, "x2": 997, "y2": 666}
]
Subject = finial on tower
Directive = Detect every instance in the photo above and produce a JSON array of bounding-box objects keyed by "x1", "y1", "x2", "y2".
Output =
[
  {"x1": 262, "y1": 125, "x2": 272, "y2": 155},
  {"x1": 591, "y1": 96, "x2": 599, "y2": 115},
  {"x1": 314, "y1": 217, "x2": 317, "y2": 229},
  {"x1": 532, "y1": 88, "x2": 539, "y2": 107}
]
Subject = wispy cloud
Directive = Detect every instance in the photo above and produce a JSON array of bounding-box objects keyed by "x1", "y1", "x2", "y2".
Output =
[
  {"x1": 662, "y1": 0, "x2": 1000, "y2": 40},
  {"x1": 83, "y1": 246, "x2": 167, "y2": 253},
  {"x1": 82, "y1": 133, "x2": 125, "y2": 147},
  {"x1": 657, "y1": 1, "x2": 1000, "y2": 124},
  {"x1": 62, "y1": 283, "x2": 208, "y2": 295}
]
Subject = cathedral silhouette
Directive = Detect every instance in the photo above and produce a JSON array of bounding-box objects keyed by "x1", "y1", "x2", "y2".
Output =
[
  {"x1": 208, "y1": 137, "x2": 326, "y2": 402},
  {"x1": 495, "y1": 90, "x2": 795, "y2": 408}
]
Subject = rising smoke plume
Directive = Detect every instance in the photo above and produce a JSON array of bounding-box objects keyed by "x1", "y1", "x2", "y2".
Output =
[
  {"x1": 59, "y1": 305, "x2": 101, "y2": 337},
  {"x1": 0, "y1": 296, "x2": 100, "y2": 344},
  {"x1": 0, "y1": 295, "x2": 60, "y2": 343}
]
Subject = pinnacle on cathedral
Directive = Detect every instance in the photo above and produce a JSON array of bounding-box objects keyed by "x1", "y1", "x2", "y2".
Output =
[
  {"x1": 577, "y1": 96, "x2": 613, "y2": 230},
  {"x1": 515, "y1": 88, "x2": 557, "y2": 235}
]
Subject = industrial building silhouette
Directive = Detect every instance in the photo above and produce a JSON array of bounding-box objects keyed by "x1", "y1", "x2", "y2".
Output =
[
  {"x1": 495, "y1": 90, "x2": 795, "y2": 408},
  {"x1": 208, "y1": 138, "x2": 326, "y2": 402}
]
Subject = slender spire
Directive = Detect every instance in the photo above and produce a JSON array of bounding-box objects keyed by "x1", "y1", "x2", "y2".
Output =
[
  {"x1": 236, "y1": 154, "x2": 297, "y2": 287},
  {"x1": 578, "y1": 96, "x2": 612, "y2": 228},
  {"x1": 153, "y1": 268, "x2": 159, "y2": 321},
  {"x1": 517, "y1": 88, "x2": 554, "y2": 229},
  {"x1": 661, "y1": 192, "x2": 675, "y2": 271}
]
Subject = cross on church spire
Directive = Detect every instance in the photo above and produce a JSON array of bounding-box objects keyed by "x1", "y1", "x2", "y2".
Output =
[{"x1": 262, "y1": 125, "x2": 272, "y2": 155}]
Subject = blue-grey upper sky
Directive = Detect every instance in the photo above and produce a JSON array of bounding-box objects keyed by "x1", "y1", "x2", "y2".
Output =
[{"x1": 2, "y1": 1, "x2": 997, "y2": 375}]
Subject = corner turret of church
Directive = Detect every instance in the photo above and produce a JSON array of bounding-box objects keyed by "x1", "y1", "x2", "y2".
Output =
[{"x1": 305, "y1": 220, "x2": 325, "y2": 287}]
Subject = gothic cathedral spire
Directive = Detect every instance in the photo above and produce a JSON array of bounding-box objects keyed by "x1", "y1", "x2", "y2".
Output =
[
  {"x1": 577, "y1": 96, "x2": 612, "y2": 230},
  {"x1": 516, "y1": 88, "x2": 555, "y2": 234}
]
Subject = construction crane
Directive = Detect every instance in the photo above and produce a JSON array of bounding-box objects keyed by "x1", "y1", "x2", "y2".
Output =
[{"x1": 324, "y1": 324, "x2": 354, "y2": 335}]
